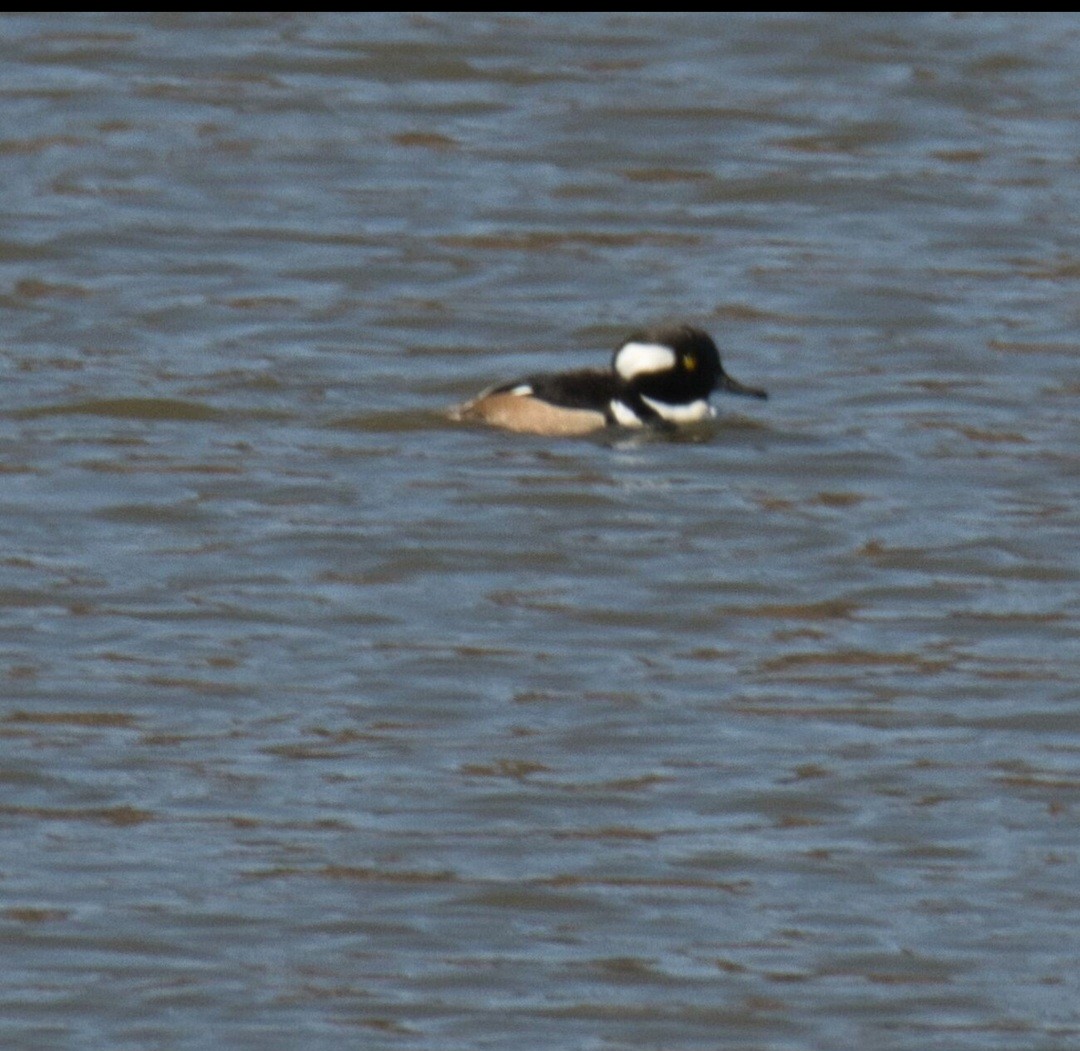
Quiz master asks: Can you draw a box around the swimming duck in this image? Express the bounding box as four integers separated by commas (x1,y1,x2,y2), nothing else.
449,323,767,436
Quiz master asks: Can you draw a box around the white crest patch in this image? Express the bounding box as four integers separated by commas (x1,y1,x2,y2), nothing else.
641,396,714,423
508,384,533,396
609,399,646,427
614,341,677,380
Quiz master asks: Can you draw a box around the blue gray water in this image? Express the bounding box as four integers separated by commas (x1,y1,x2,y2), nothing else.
2,12,1078,1050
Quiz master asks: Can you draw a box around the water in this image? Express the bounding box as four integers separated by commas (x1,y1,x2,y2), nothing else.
2,12,1078,1050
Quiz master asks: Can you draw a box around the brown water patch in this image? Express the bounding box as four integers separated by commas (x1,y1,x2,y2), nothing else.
952,610,1065,624
0,136,86,155
542,873,752,894
358,1018,416,1036
730,702,902,723
79,457,243,475
817,950,960,985
14,277,91,298
754,494,797,512
1012,256,1080,280
583,58,648,73
621,167,713,183
4,710,136,728
760,650,948,673
774,814,821,829
329,409,448,432
221,294,298,309
601,774,672,792
392,131,458,150
309,725,399,744
736,599,857,620
15,397,224,422
811,491,865,508
0,805,153,826
585,957,669,982
682,646,742,660
932,148,987,163
262,743,352,761
139,674,249,695
552,826,659,841
988,338,1080,354
4,908,70,923
539,1003,782,1024
6,664,39,680
959,426,1030,444
710,302,794,323
438,231,699,251
320,866,456,884
778,133,865,154
245,865,455,883
459,759,552,779
996,771,1080,792
715,957,750,975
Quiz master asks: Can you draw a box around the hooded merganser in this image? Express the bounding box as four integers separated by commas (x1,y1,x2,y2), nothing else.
449,323,767,437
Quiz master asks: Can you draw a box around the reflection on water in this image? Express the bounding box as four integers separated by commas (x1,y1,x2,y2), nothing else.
2,12,1079,1050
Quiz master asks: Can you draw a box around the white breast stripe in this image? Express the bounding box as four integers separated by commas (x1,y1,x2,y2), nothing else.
641,396,714,423
614,341,676,379
609,399,645,427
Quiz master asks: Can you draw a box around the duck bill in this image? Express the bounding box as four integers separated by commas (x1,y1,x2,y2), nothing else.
718,370,768,400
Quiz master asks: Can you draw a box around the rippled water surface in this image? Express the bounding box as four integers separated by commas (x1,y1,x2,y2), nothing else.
2,12,1079,1050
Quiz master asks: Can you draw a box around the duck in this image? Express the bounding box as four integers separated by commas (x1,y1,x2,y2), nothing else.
449,323,767,436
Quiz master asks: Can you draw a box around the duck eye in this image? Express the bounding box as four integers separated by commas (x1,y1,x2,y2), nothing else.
684,353,696,371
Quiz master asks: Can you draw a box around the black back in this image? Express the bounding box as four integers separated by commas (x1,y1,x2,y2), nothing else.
494,368,619,412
